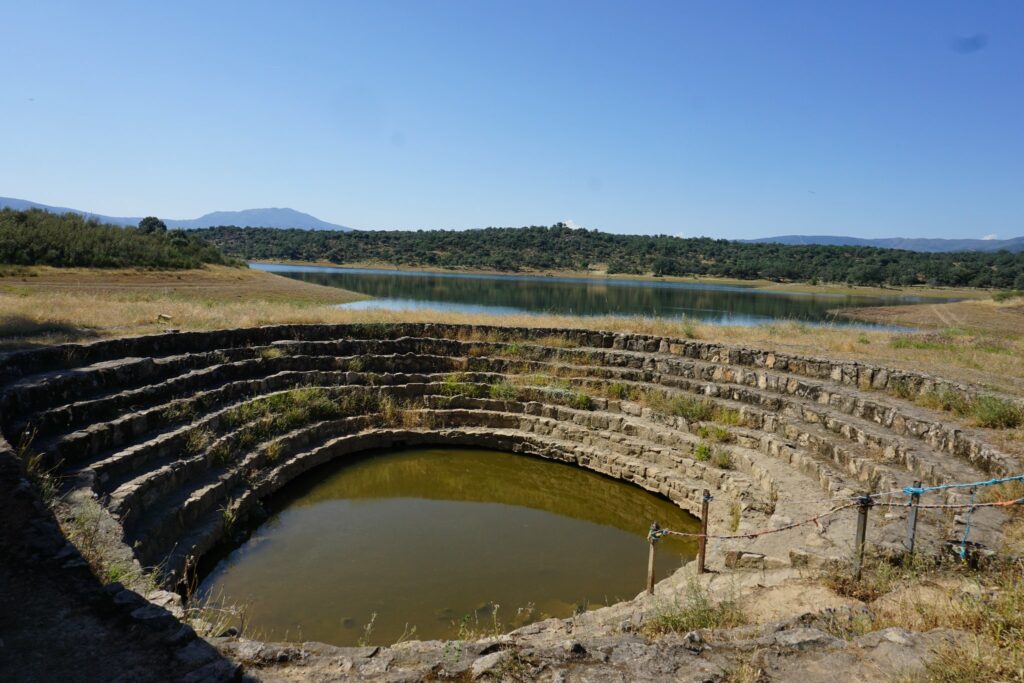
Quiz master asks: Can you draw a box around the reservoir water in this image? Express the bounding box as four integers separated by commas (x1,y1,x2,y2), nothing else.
198,447,699,646
253,263,948,327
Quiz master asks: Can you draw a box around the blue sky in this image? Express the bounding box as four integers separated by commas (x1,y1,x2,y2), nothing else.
1,1,1021,239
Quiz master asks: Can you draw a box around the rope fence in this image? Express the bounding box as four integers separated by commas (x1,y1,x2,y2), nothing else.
644,472,1024,592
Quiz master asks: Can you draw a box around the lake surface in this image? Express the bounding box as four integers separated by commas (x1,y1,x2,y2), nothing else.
198,447,699,645
253,263,946,326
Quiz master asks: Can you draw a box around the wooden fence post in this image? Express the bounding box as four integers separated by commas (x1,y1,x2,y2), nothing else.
697,489,712,575
905,480,922,553
646,521,660,594
854,493,872,580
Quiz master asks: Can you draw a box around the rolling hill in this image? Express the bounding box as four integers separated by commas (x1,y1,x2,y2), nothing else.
0,197,351,231
748,234,1024,253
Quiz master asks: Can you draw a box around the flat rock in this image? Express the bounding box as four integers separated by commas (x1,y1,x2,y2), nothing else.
774,628,844,651
471,649,511,678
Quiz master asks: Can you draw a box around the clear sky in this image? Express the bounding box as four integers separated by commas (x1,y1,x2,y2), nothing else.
1,1,1021,239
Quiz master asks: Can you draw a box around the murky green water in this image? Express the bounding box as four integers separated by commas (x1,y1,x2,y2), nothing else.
198,447,699,645
252,262,952,327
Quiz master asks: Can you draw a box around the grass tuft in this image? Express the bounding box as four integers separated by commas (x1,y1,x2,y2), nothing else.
970,395,1023,429
488,381,519,401
711,449,734,469
693,442,712,462
15,429,60,507
259,346,285,360
642,578,746,636
185,427,212,454
605,381,639,401
568,391,593,410
440,372,487,398
697,424,735,443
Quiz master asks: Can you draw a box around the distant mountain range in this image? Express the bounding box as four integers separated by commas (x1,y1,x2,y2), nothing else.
0,196,351,231
747,234,1024,253
4,196,1021,252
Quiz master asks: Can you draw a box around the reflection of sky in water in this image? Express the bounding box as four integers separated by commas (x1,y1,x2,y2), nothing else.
340,297,526,317
254,263,941,330
339,297,792,327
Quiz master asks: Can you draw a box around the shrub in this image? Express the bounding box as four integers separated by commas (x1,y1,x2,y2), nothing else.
0,208,236,269
915,387,1022,429
697,425,734,443
992,289,1024,302
671,396,716,421
185,427,212,454
918,388,971,416
679,319,698,339
644,391,716,422
263,441,282,463
569,391,593,410
889,378,917,400
711,449,734,470
693,442,712,462
712,407,743,426
377,395,402,427
970,395,1023,429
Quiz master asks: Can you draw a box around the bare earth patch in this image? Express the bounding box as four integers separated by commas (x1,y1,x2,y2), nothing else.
841,298,1024,337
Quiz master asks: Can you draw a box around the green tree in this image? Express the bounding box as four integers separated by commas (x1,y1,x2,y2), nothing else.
138,216,167,234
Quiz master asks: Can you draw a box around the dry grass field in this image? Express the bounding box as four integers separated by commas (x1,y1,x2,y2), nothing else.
1,266,1022,399
0,266,365,347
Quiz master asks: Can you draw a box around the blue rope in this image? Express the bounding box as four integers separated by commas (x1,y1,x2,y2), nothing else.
958,488,978,560
901,472,1024,497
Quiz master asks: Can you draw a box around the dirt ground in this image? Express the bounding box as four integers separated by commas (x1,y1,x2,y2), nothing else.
840,297,1024,336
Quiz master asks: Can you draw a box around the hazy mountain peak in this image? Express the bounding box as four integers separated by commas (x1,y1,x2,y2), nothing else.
178,207,349,230
0,196,351,231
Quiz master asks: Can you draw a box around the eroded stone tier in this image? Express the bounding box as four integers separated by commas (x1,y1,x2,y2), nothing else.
0,323,1016,590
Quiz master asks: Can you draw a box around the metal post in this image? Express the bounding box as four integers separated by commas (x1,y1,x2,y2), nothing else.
697,489,712,574
853,493,872,580
646,521,660,594
905,480,922,553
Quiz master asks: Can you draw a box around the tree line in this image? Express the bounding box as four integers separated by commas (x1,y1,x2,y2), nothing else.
0,209,238,269
195,223,1024,289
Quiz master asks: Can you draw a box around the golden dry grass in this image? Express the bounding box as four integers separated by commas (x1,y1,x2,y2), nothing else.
0,265,367,305
1,266,1023,399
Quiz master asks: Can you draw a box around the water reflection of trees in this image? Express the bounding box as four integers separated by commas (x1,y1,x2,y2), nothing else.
283,270,922,322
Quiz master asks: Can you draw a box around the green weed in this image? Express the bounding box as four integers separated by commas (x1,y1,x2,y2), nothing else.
711,449,734,469
693,442,712,462
642,578,746,636
488,382,519,400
